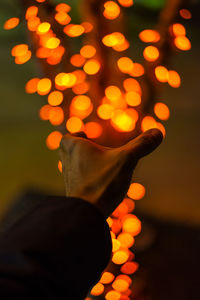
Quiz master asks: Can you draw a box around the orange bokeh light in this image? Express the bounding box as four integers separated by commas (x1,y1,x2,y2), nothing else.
90,283,104,296
100,272,115,284
80,45,96,58
37,78,52,95
46,131,63,150
112,238,121,252
97,104,114,120
179,9,192,19
83,59,100,75
125,91,141,107
103,1,121,20
105,85,122,101
49,107,64,126
64,24,84,37
129,63,144,77
45,37,60,49
117,232,134,248
84,122,102,139
171,23,186,36
25,6,38,20
120,261,139,275
26,78,40,94
112,249,129,265
167,70,181,88
117,57,134,73
102,32,125,47
56,3,71,13
15,51,32,64
37,22,51,35
48,91,64,106
155,66,168,82
70,54,86,67
122,214,141,236
143,46,159,62
66,117,84,133
127,183,146,200
111,109,138,132
27,16,40,32
105,290,121,300
55,12,71,25
4,17,20,30
118,0,134,7
11,44,29,57
39,104,51,120
123,78,142,95
174,36,191,51
141,116,157,132
72,82,89,95
58,160,63,173
154,102,170,120
139,29,160,43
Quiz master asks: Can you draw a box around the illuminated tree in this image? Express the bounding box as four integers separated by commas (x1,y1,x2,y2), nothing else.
4,0,192,299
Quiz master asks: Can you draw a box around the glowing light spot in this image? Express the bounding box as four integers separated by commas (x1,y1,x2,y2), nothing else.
179,9,192,19
103,1,121,20
120,262,139,275
55,73,77,89
102,32,125,47
37,78,52,95
83,59,100,75
49,107,64,126
111,109,137,132
167,70,181,88
174,36,191,51
39,104,51,120
72,95,91,111
36,0,46,2
112,202,129,218
56,3,71,13
141,116,157,132
80,45,96,58
105,86,122,101
117,57,134,73
48,91,63,106
122,214,141,236
112,239,121,252
91,283,104,296
64,24,85,37
112,219,122,234
171,23,186,36
81,22,93,33
37,22,51,34
58,160,62,173
130,63,144,77
123,78,142,94
139,29,160,43
112,250,129,265
113,39,130,52
118,0,133,7
25,6,38,20
15,51,32,64
66,117,83,133
25,78,40,94
127,183,145,200
117,233,134,248
72,82,89,95
11,44,29,57
97,104,114,120
156,122,166,138
100,272,115,284
154,102,170,120
27,16,40,32
45,37,60,49
4,17,20,30
70,54,86,67
105,290,121,300
85,122,102,139
155,66,168,82
112,275,131,293
123,198,135,212
125,91,141,107
55,12,71,25
46,131,62,150
143,46,159,62
36,47,51,58
72,70,86,84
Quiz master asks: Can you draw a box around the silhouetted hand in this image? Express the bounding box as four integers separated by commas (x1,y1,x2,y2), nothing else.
59,129,163,218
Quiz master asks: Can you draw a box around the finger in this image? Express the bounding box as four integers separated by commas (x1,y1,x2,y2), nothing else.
128,128,163,159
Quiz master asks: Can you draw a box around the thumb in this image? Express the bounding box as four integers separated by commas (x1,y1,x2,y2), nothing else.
126,128,163,160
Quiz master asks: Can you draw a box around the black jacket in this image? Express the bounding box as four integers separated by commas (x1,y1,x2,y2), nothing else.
0,196,112,299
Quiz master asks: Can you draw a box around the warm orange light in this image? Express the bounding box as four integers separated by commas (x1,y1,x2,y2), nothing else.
83,59,100,75
167,70,181,88
171,23,186,36
117,57,134,73
55,73,77,89
154,102,170,120
105,86,122,101
123,78,142,95
11,44,29,57
123,198,135,213
105,290,121,300
127,183,145,200
156,122,166,138
15,51,32,64
48,91,64,106
112,249,129,265
72,95,92,111
56,3,71,13
45,37,60,49
81,22,93,33
122,214,141,236
80,45,96,58
103,1,121,20
55,12,71,25
97,104,114,120
111,219,122,234
37,78,52,95
120,262,139,275
27,16,40,32
117,233,134,248
66,117,83,133
73,70,86,84
58,160,63,173
113,39,130,52
174,36,191,51
37,22,51,35
25,78,40,94
125,91,141,107
129,63,144,77
112,238,121,252
46,131,63,150
155,66,168,82
36,47,51,58
102,32,125,47
39,104,51,120
139,29,160,43
47,46,65,65
70,54,86,67
143,46,159,62
85,122,102,139
90,283,104,296
112,275,131,293
111,109,137,132
72,82,89,95
25,6,38,20
36,0,46,2
49,107,64,126
179,9,192,19
118,0,134,7
4,17,20,30
100,272,115,284
64,24,85,37
141,116,157,132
